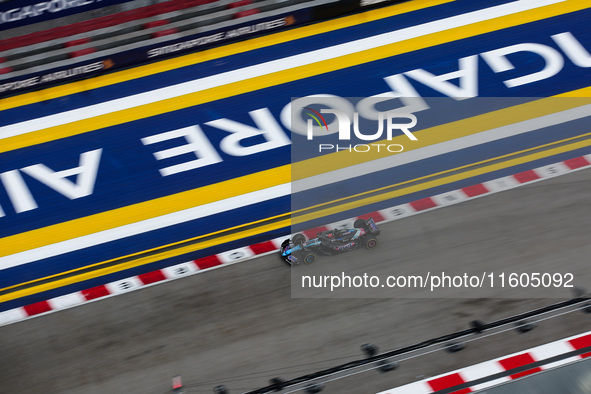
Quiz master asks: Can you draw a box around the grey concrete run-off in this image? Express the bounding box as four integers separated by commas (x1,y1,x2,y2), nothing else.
0,169,590,393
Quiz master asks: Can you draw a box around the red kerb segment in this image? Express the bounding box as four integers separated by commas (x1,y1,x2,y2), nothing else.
250,241,278,254
427,373,472,393
498,353,542,379
81,285,111,301
513,170,540,183
23,301,52,316
564,156,590,170
139,270,167,285
410,197,437,211
194,255,223,269
462,183,489,197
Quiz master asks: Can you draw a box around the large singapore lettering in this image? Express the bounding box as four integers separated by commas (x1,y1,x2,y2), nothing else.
2,31,590,219
287,31,591,136
364,31,591,111
0,149,102,216
142,108,290,176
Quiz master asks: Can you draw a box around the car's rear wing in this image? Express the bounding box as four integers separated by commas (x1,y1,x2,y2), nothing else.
366,217,381,235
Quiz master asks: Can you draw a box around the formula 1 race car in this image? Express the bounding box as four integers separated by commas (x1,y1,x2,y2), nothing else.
280,218,381,265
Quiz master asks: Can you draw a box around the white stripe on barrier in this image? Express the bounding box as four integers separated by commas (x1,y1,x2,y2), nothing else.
461,360,510,392
376,381,430,394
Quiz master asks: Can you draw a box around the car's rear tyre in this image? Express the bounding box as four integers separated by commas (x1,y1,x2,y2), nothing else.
303,252,316,264
364,237,378,249
354,218,367,229
292,233,306,246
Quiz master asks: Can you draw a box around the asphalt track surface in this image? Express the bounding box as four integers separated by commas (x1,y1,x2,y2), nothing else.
1,169,590,394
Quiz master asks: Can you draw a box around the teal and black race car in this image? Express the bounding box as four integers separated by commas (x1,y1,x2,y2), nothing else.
280,218,381,265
